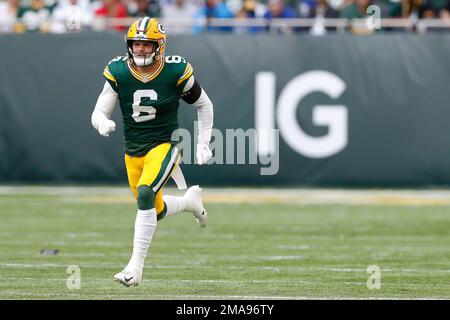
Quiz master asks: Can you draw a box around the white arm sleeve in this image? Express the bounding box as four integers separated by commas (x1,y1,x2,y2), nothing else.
183,76,214,144
91,81,118,130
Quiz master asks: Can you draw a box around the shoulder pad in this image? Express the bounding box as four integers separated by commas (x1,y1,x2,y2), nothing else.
165,55,193,87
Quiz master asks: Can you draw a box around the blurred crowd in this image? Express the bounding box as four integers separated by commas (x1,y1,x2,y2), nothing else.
1,0,450,34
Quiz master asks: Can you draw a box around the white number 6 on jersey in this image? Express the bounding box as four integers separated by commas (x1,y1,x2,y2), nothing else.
132,90,157,122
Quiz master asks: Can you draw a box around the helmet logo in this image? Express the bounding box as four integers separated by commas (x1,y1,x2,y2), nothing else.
157,23,165,34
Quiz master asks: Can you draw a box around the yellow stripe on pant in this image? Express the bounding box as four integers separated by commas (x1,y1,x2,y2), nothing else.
125,143,181,216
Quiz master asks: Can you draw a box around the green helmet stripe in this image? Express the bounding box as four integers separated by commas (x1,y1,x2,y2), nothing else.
137,17,149,32
143,17,151,32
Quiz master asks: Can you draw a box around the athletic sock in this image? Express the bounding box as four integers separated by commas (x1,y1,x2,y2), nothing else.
125,208,157,272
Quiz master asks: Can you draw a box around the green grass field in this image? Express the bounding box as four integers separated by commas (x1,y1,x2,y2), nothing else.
1,187,450,299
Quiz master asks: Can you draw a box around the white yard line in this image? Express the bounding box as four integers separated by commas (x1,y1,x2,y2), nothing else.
2,186,450,206
1,263,449,275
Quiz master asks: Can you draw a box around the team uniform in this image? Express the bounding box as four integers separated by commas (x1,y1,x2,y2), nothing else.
91,17,213,287
103,55,194,217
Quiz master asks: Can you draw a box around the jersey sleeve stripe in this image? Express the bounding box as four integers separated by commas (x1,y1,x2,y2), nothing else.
177,63,193,86
103,67,117,85
181,63,193,79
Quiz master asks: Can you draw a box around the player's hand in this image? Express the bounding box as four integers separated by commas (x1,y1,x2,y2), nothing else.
196,142,212,165
98,119,116,137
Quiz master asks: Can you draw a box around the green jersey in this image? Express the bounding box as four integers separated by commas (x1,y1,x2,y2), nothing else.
103,55,194,156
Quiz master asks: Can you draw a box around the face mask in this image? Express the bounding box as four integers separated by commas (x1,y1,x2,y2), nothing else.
132,52,156,66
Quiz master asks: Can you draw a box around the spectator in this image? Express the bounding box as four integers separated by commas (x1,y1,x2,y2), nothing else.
307,0,340,18
263,0,299,33
127,0,161,18
194,0,234,33
443,0,450,18
340,0,372,18
94,0,128,31
51,0,94,33
327,0,346,10
297,0,316,18
161,0,198,34
402,0,422,18
0,0,20,32
340,0,377,34
419,0,449,18
234,0,266,33
372,0,401,18
17,0,54,32
307,0,340,35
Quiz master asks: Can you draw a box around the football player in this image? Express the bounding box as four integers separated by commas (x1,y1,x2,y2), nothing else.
91,17,213,287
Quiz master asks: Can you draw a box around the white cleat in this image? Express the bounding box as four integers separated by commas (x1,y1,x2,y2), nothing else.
113,269,142,287
184,185,208,228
